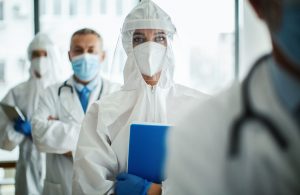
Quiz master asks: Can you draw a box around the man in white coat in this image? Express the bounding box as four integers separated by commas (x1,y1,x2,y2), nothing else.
72,1,209,195
32,28,120,195
164,0,300,194
0,33,62,195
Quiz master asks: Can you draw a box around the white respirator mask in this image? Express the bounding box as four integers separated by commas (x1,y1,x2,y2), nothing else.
133,42,166,77
31,57,50,77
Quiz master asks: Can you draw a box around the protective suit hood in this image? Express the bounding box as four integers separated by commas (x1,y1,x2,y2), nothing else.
27,33,63,87
121,0,176,34
121,0,176,90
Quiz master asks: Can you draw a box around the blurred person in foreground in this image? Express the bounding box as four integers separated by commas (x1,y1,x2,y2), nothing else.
164,0,300,194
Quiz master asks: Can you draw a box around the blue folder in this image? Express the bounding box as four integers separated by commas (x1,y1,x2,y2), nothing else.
128,123,170,183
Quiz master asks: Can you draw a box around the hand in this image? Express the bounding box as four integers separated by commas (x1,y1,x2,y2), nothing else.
14,117,32,137
63,151,73,158
115,173,152,195
48,115,58,120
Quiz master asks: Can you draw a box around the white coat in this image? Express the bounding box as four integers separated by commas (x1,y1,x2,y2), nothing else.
164,57,300,195
0,33,63,195
32,76,120,195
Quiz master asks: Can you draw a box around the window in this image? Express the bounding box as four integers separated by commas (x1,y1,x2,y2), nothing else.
70,0,78,16
99,0,107,14
239,0,271,79
0,60,5,82
40,0,46,15
0,0,33,99
0,0,34,169
0,0,33,181
40,0,139,81
53,0,61,15
116,0,123,16
152,0,235,94
86,0,92,15
0,1,4,21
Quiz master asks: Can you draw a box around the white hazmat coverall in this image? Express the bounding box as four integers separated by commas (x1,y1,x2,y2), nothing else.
72,0,209,194
0,33,63,195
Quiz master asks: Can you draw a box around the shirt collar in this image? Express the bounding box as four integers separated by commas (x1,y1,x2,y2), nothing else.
72,75,102,92
270,57,300,113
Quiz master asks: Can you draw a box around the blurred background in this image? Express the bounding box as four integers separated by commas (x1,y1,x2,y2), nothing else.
0,0,271,194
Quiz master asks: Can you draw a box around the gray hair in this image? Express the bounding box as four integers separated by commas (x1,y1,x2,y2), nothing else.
70,28,103,49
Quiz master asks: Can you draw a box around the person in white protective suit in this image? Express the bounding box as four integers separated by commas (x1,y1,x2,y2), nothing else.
31,28,120,195
72,1,209,195
0,33,63,195
164,0,300,194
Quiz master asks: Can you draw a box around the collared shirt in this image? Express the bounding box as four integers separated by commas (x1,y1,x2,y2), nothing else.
73,76,102,93
270,57,300,115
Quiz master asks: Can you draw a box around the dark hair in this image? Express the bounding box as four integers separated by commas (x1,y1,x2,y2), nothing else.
70,28,103,48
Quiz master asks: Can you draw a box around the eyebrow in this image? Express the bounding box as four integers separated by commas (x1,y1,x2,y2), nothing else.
133,31,166,36
72,44,96,49
133,32,145,36
154,31,166,36
72,46,83,49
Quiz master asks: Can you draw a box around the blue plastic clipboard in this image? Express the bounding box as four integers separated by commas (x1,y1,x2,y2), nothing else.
128,123,170,183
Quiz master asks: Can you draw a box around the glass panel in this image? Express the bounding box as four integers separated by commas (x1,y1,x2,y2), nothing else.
153,0,235,94
0,0,34,98
116,0,123,16
86,0,92,15
53,0,61,15
0,0,33,184
239,0,271,79
100,0,107,14
40,0,47,16
40,0,139,81
0,60,5,81
0,1,4,20
70,0,78,16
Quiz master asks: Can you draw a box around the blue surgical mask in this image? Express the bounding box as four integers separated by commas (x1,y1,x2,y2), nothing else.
273,5,300,66
71,54,101,81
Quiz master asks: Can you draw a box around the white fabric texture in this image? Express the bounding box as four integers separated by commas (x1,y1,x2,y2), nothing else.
32,76,120,195
0,33,62,195
164,58,300,195
72,0,209,194
121,0,176,33
134,42,167,76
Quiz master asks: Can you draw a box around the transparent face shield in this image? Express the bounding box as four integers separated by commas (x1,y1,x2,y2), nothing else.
107,28,188,87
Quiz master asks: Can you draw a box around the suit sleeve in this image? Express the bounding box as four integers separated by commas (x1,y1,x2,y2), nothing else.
32,88,81,154
0,89,25,150
72,102,118,195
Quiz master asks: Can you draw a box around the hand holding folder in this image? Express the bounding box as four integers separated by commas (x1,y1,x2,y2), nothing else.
0,103,26,121
128,123,170,183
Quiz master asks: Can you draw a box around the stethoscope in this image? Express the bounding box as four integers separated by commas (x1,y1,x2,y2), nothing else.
57,79,104,100
58,80,73,96
228,54,289,158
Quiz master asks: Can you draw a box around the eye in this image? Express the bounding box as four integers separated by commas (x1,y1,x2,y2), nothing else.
73,48,83,54
155,35,166,42
133,36,146,45
31,53,38,58
88,48,95,54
